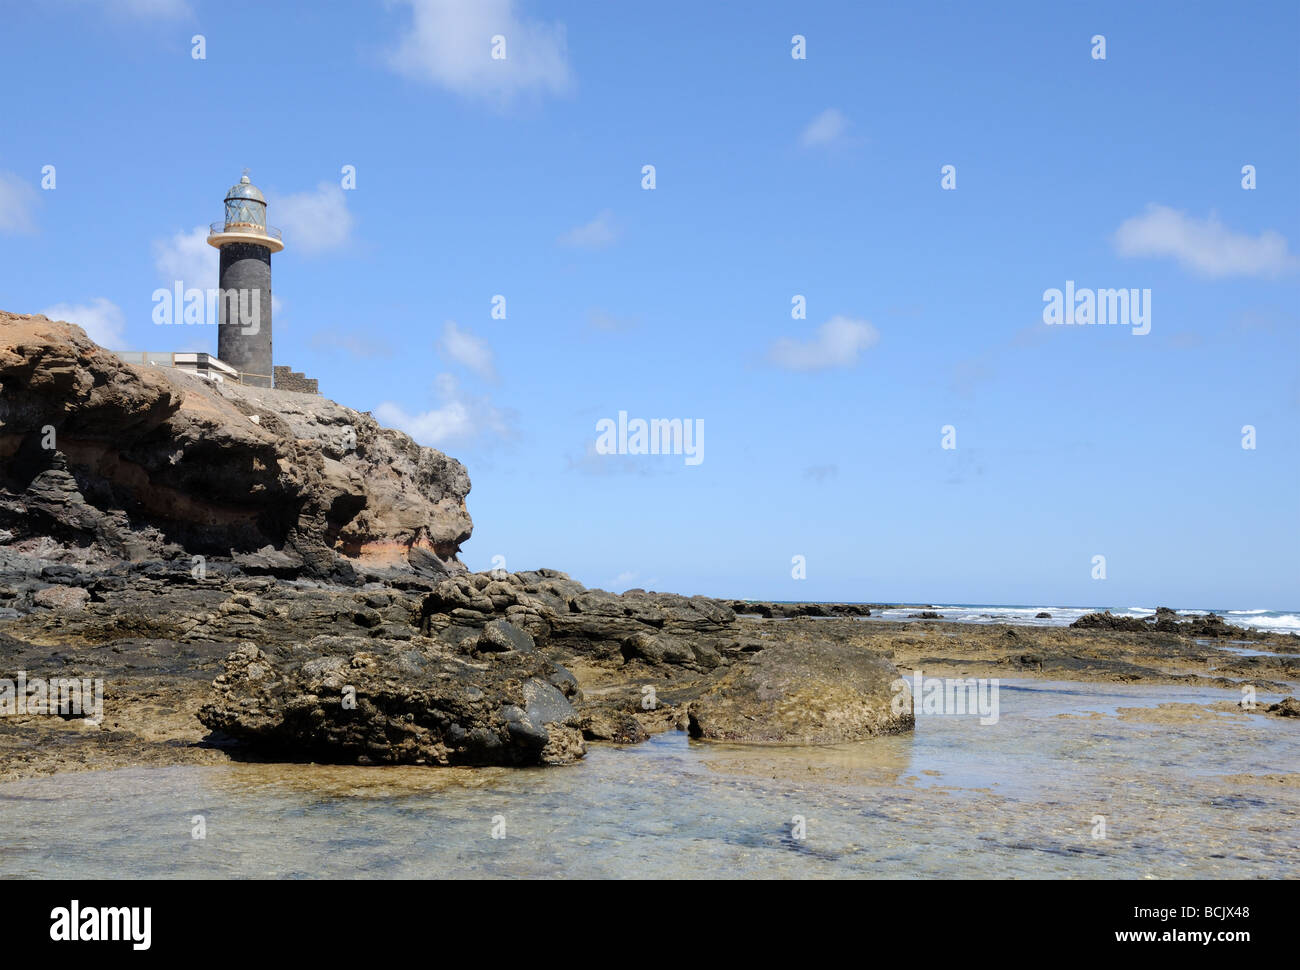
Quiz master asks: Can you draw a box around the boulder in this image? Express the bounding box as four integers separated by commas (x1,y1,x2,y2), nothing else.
1262,696,1300,718
197,635,586,766
32,585,90,610
687,639,913,744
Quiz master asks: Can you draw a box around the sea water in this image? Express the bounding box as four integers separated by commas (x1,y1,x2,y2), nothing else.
1,680,1295,879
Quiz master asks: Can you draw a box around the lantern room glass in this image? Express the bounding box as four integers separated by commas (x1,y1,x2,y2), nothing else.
225,198,266,228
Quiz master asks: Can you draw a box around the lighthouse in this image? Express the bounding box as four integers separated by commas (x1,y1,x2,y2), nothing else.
206,171,283,387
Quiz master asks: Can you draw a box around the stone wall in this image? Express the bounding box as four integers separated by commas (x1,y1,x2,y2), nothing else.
273,365,319,394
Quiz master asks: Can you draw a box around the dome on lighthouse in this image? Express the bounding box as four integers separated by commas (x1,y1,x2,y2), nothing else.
224,173,266,205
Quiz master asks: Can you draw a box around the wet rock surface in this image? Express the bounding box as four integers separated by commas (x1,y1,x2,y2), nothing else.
0,559,1296,780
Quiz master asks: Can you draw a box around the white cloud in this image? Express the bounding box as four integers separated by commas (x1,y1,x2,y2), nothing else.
387,0,573,104
1113,204,1297,279
558,209,617,249
437,320,496,380
374,373,511,447
271,182,354,254
768,315,879,372
40,298,126,348
152,224,216,288
800,108,850,148
0,171,39,234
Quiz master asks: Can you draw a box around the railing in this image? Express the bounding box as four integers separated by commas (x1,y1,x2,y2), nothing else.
208,221,282,241
113,351,271,387
114,351,185,367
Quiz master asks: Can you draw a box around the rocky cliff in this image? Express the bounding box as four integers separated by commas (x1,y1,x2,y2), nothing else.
0,310,917,771
0,312,471,582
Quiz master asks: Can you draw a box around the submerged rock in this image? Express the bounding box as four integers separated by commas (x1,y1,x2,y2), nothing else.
687,639,913,744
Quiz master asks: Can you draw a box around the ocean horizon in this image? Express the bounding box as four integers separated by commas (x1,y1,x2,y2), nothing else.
744,602,1300,636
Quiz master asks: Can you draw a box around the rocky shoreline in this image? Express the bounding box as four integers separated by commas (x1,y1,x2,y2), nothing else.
1,313,1296,783
1,552,1295,782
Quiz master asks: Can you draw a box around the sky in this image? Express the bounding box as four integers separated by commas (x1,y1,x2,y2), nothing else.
2,0,1298,609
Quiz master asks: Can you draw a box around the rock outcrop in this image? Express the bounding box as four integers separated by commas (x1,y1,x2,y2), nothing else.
0,313,471,581
687,639,912,744
728,600,877,619
420,568,739,668
198,632,586,766
1072,609,1240,637
0,310,925,771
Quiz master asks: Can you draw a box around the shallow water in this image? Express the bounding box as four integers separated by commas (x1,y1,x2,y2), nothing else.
1,680,1296,879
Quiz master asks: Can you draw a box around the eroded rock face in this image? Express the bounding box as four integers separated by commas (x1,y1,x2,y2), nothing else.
0,313,471,581
420,568,738,668
687,639,913,744
417,569,917,747
197,631,586,766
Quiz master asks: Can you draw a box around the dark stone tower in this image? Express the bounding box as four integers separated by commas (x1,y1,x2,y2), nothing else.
206,172,283,387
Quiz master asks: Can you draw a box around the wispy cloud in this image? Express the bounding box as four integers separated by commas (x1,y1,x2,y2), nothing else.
0,171,39,235
803,464,839,483
374,373,512,447
767,315,879,372
76,0,193,19
387,0,573,105
1113,204,1297,278
117,0,192,16
152,225,216,288
587,307,639,332
40,298,125,348
558,209,617,249
310,328,395,359
271,182,354,254
565,440,658,477
437,320,496,380
800,108,852,149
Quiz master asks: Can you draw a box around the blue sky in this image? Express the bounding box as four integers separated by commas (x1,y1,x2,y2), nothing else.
2,0,1298,608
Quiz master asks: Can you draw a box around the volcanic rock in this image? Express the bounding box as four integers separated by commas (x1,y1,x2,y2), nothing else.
686,639,912,744
197,635,586,766
0,312,471,582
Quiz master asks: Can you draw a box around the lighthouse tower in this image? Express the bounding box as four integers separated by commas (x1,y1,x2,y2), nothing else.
206,171,283,387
